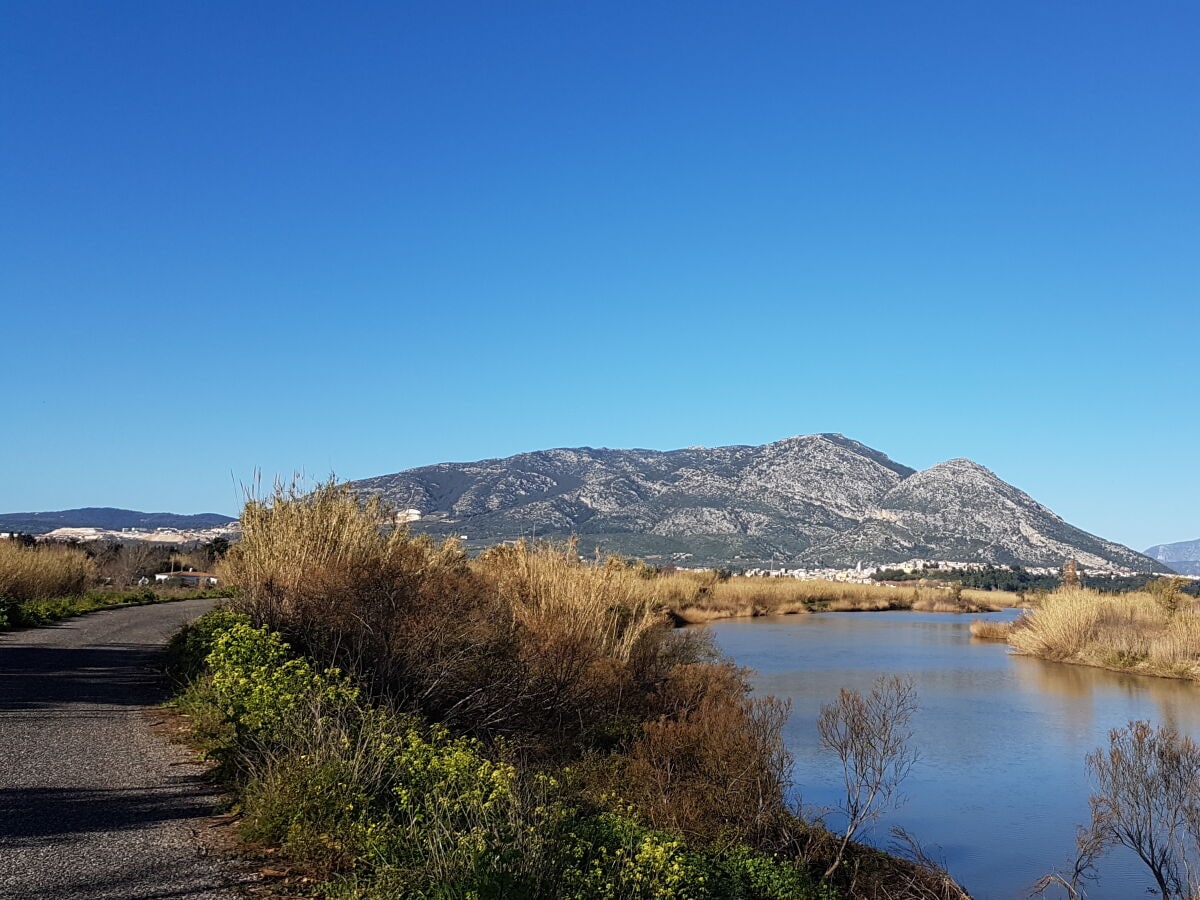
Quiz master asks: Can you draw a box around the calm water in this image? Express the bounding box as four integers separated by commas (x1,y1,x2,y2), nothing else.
708,611,1200,900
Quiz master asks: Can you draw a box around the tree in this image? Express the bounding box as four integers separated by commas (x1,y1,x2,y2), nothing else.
1147,576,1189,616
1079,720,1200,900
206,535,231,562
818,674,918,878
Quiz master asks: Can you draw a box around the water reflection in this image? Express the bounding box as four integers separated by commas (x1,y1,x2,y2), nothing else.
1012,654,1200,738
707,612,1200,900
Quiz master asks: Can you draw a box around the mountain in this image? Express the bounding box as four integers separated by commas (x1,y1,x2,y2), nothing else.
0,508,236,535
349,434,1158,572
1144,539,1200,576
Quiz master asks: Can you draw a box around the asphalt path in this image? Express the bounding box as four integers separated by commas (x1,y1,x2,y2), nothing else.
0,599,247,900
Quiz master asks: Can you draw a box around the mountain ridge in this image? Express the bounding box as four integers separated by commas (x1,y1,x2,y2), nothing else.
349,434,1158,572
1144,538,1200,576
0,508,236,535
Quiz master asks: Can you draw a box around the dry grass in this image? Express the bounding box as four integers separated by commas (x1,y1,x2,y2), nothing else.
218,483,688,751
664,575,1022,622
475,541,665,662
969,619,1014,641
0,541,96,601
1008,587,1200,679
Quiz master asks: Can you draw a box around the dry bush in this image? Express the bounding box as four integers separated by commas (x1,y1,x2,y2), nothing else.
612,661,793,847
474,540,666,662
968,619,1012,641
219,485,699,755
0,541,96,600
1077,720,1200,900
1009,589,1112,660
1150,611,1200,675
221,478,468,635
963,588,1023,609
713,577,918,612
818,675,918,878
669,576,944,622
220,480,520,725
474,542,728,754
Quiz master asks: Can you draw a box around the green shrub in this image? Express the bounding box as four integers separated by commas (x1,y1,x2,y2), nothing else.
173,611,840,900
0,586,182,632
555,814,830,900
164,606,248,686
178,613,357,769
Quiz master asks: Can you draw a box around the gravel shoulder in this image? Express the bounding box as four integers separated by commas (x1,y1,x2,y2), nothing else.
0,599,251,900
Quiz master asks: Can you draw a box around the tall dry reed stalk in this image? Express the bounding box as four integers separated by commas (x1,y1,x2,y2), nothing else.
220,478,465,629
0,541,96,600
474,540,665,662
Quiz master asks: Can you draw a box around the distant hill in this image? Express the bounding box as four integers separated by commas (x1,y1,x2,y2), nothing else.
0,508,236,535
1144,539,1200,576
348,433,1158,572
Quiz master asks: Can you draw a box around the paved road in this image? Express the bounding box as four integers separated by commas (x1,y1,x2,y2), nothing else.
0,600,247,900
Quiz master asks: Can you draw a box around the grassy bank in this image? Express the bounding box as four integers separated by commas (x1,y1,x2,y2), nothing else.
0,585,233,631
0,540,94,603
661,573,1021,624
172,481,968,900
173,611,845,899
1008,584,1200,679
0,538,231,631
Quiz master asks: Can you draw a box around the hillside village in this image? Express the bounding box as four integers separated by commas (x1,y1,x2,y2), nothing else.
740,558,1187,583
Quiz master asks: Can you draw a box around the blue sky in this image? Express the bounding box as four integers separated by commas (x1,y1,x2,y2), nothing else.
2,2,1196,551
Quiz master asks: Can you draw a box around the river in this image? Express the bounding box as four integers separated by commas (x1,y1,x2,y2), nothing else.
708,610,1200,899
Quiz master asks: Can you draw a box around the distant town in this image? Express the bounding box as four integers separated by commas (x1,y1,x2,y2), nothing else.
738,559,1189,582
0,524,241,547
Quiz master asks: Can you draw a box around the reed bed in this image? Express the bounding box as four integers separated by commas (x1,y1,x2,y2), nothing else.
475,541,665,661
194,483,974,899
0,541,96,601
1008,587,1200,679
969,619,1014,641
665,575,1021,623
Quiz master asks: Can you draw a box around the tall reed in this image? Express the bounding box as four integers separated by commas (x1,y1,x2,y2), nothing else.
476,540,666,662
1009,588,1200,678
0,541,96,600
667,575,1022,623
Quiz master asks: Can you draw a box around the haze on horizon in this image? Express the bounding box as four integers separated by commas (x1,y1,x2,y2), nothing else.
2,2,1196,552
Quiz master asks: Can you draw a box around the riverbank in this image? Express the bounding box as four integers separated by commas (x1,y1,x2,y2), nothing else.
706,608,1200,899
168,481,970,899
1007,585,1200,680
170,608,971,900
666,576,1022,624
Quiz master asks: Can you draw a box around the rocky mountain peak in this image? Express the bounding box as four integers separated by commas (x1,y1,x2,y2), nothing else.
348,435,1156,572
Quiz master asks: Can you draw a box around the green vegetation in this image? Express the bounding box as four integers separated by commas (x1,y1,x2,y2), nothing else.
872,564,1058,593
873,564,1200,597
0,586,219,631
169,481,967,899
173,611,835,899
